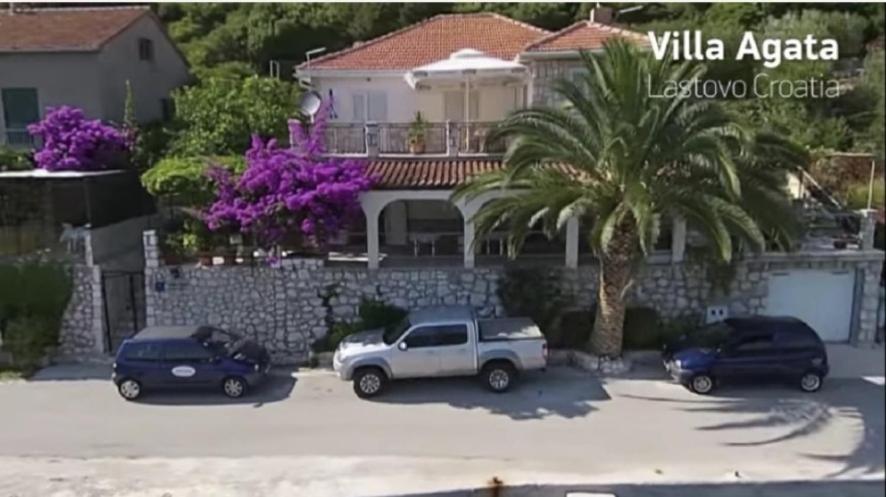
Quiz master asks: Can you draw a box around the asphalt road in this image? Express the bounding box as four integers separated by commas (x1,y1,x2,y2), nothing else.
0,365,883,496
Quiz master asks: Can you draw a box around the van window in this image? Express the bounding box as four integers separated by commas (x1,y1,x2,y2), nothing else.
163,341,213,361
122,342,162,361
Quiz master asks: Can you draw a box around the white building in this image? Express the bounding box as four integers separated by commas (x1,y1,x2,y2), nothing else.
0,6,190,147
293,10,649,270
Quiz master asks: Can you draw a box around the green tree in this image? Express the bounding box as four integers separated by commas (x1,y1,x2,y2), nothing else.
169,76,299,156
454,41,803,356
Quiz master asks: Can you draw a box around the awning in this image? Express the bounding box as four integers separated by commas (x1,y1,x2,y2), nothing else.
404,48,528,89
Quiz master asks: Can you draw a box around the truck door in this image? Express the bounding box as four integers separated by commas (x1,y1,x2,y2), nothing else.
392,324,473,378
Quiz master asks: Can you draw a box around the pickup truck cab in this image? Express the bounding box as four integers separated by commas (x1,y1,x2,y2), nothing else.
333,305,547,398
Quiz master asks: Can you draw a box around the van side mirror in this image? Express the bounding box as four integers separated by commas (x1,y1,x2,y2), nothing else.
398,341,408,351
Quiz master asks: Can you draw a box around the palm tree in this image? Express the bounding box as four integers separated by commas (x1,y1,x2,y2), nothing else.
453,41,804,357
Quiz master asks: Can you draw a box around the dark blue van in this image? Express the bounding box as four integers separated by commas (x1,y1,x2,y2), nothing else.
664,316,829,394
113,325,270,400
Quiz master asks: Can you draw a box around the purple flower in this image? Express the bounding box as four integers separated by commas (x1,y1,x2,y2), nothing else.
27,106,131,171
204,99,374,248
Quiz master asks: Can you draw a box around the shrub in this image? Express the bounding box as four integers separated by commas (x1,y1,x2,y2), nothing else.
622,306,661,350
2,315,58,367
552,309,595,349
0,262,71,367
358,298,407,330
845,181,885,210
659,314,704,344
141,155,245,207
0,145,32,171
311,298,406,353
497,266,572,338
27,106,130,171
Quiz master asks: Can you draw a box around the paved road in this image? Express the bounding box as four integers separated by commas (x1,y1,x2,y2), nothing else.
0,365,883,496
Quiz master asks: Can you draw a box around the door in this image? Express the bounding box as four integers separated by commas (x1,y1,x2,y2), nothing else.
392,324,474,378
119,341,166,386
161,341,219,386
434,324,474,375
765,270,855,342
713,333,778,380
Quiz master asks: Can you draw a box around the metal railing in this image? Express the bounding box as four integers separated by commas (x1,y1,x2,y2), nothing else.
324,123,366,155
323,121,507,158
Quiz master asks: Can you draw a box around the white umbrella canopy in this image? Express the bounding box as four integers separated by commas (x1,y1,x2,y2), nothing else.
405,48,529,89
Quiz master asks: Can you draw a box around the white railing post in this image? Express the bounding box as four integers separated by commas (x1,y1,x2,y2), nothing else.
365,122,379,158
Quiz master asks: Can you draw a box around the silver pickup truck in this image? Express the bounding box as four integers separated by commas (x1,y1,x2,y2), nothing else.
333,305,548,398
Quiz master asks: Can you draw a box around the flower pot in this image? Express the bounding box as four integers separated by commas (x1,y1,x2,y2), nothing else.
222,253,237,265
409,140,426,154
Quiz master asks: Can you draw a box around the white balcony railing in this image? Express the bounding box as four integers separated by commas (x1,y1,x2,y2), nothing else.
322,121,509,158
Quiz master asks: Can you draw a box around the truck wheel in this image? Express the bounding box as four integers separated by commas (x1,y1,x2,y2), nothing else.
353,367,386,398
482,362,516,393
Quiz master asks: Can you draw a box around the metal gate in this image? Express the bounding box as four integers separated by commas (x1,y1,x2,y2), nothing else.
101,270,145,354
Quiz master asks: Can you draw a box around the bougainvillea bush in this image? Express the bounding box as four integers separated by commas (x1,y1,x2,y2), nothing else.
27,106,130,171
204,100,373,248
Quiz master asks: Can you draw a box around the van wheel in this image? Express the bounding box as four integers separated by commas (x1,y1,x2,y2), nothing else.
482,362,516,393
353,367,386,398
688,373,715,395
117,378,142,400
222,376,247,398
799,371,823,392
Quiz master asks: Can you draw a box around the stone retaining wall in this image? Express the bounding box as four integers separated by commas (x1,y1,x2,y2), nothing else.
57,264,105,358
140,231,883,362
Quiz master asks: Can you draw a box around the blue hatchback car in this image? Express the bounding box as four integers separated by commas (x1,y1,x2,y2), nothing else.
664,316,829,395
113,325,270,400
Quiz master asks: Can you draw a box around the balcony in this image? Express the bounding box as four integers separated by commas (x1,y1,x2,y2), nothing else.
323,121,508,158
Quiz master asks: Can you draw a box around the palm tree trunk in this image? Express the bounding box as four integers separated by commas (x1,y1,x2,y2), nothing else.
588,221,637,357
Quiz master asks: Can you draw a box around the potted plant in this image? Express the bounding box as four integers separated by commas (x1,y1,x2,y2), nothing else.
408,112,428,154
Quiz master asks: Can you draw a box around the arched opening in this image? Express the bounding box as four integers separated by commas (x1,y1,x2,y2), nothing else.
472,199,569,267
379,199,465,267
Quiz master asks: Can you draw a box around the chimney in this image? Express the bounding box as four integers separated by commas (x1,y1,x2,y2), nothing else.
589,6,614,25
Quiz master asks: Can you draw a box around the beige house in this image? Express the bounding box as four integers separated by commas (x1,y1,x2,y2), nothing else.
0,6,190,146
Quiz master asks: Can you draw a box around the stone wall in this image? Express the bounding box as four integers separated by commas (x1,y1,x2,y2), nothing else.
142,231,884,362
57,264,105,358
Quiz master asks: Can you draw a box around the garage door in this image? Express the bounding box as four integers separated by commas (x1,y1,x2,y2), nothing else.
765,269,856,342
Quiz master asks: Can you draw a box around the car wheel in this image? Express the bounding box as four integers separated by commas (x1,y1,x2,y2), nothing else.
353,367,386,398
689,373,715,395
222,376,247,398
483,362,516,393
799,371,823,392
117,378,142,401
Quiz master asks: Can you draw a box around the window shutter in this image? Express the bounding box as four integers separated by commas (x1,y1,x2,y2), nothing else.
352,93,365,122
367,91,387,121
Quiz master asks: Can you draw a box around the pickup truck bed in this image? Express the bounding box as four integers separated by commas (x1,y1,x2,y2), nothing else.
479,318,543,341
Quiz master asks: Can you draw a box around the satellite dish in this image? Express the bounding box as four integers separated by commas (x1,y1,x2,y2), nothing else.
299,91,323,117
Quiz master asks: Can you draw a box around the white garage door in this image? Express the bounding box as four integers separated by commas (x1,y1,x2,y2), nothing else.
765,270,856,342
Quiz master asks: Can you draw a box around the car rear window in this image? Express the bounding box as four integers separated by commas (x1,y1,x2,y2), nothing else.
121,342,162,361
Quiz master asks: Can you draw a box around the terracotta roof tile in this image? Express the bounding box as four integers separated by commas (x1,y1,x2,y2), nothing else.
523,21,647,53
302,13,549,71
0,7,150,52
366,159,504,189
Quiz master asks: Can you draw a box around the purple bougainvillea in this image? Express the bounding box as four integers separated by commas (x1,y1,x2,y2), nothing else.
27,106,130,171
204,99,373,248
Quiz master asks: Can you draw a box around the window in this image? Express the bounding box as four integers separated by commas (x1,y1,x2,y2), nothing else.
138,38,154,61
732,335,774,353
404,325,468,348
160,98,174,121
163,341,213,361
351,91,387,122
122,342,162,361
775,329,820,348
2,88,38,146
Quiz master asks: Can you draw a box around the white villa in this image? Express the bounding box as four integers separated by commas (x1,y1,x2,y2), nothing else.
294,9,653,270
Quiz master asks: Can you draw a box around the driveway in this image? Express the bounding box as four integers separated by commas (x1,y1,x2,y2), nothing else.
0,365,882,496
